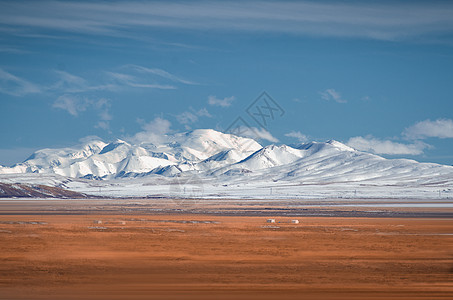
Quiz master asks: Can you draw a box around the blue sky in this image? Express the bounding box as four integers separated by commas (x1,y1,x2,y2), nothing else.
1,0,453,166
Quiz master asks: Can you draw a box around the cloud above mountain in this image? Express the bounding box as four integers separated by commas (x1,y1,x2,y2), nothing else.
236,126,278,143
347,135,429,155
208,95,235,107
285,131,308,143
52,95,112,131
347,118,453,156
403,119,453,140
131,117,172,144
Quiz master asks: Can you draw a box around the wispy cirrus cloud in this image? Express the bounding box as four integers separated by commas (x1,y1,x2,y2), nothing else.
2,1,453,42
0,46,31,54
124,64,197,85
0,68,41,96
51,70,120,93
107,71,176,90
0,66,192,97
54,70,87,89
107,64,196,90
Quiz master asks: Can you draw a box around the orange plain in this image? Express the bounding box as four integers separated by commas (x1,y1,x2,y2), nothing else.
0,214,452,299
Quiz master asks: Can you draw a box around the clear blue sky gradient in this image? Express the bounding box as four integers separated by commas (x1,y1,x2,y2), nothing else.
1,1,453,166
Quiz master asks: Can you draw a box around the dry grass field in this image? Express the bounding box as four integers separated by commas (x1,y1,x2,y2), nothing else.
1,213,452,299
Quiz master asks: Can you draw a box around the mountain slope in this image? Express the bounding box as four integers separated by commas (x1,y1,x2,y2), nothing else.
209,139,453,187
0,182,87,198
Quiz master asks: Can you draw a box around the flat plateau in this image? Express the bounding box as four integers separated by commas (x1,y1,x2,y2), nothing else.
0,199,452,299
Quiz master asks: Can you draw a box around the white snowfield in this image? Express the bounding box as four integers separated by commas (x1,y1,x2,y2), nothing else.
0,129,452,199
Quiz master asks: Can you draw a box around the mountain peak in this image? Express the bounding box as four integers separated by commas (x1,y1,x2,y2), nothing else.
99,139,129,155
296,140,354,153
326,140,355,152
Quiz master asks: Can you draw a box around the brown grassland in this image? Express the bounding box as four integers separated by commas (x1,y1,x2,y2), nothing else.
0,212,452,299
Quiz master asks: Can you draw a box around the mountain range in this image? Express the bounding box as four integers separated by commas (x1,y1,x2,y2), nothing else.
1,129,452,199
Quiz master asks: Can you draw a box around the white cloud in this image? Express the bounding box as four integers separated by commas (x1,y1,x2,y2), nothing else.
107,71,176,89
176,108,212,125
53,95,112,130
106,72,135,83
98,110,112,121
131,117,172,144
236,126,278,143
105,65,195,90
52,70,116,93
176,111,198,125
403,119,453,140
2,2,453,42
94,98,112,130
52,94,88,116
285,131,308,143
208,95,235,107
347,135,429,155
54,70,87,88
320,89,347,103
140,117,172,138
125,65,196,85
348,118,453,156
196,108,211,117
95,121,110,130
0,46,30,54
0,68,41,96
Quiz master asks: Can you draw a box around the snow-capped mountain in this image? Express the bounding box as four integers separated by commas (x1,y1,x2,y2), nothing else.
205,138,453,186
226,140,452,184
1,128,453,199
0,129,261,179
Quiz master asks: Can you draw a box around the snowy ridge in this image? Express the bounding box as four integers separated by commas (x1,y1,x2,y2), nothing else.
0,129,260,179
0,128,453,199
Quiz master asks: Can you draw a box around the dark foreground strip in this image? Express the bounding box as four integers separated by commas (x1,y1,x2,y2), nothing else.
0,209,452,218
